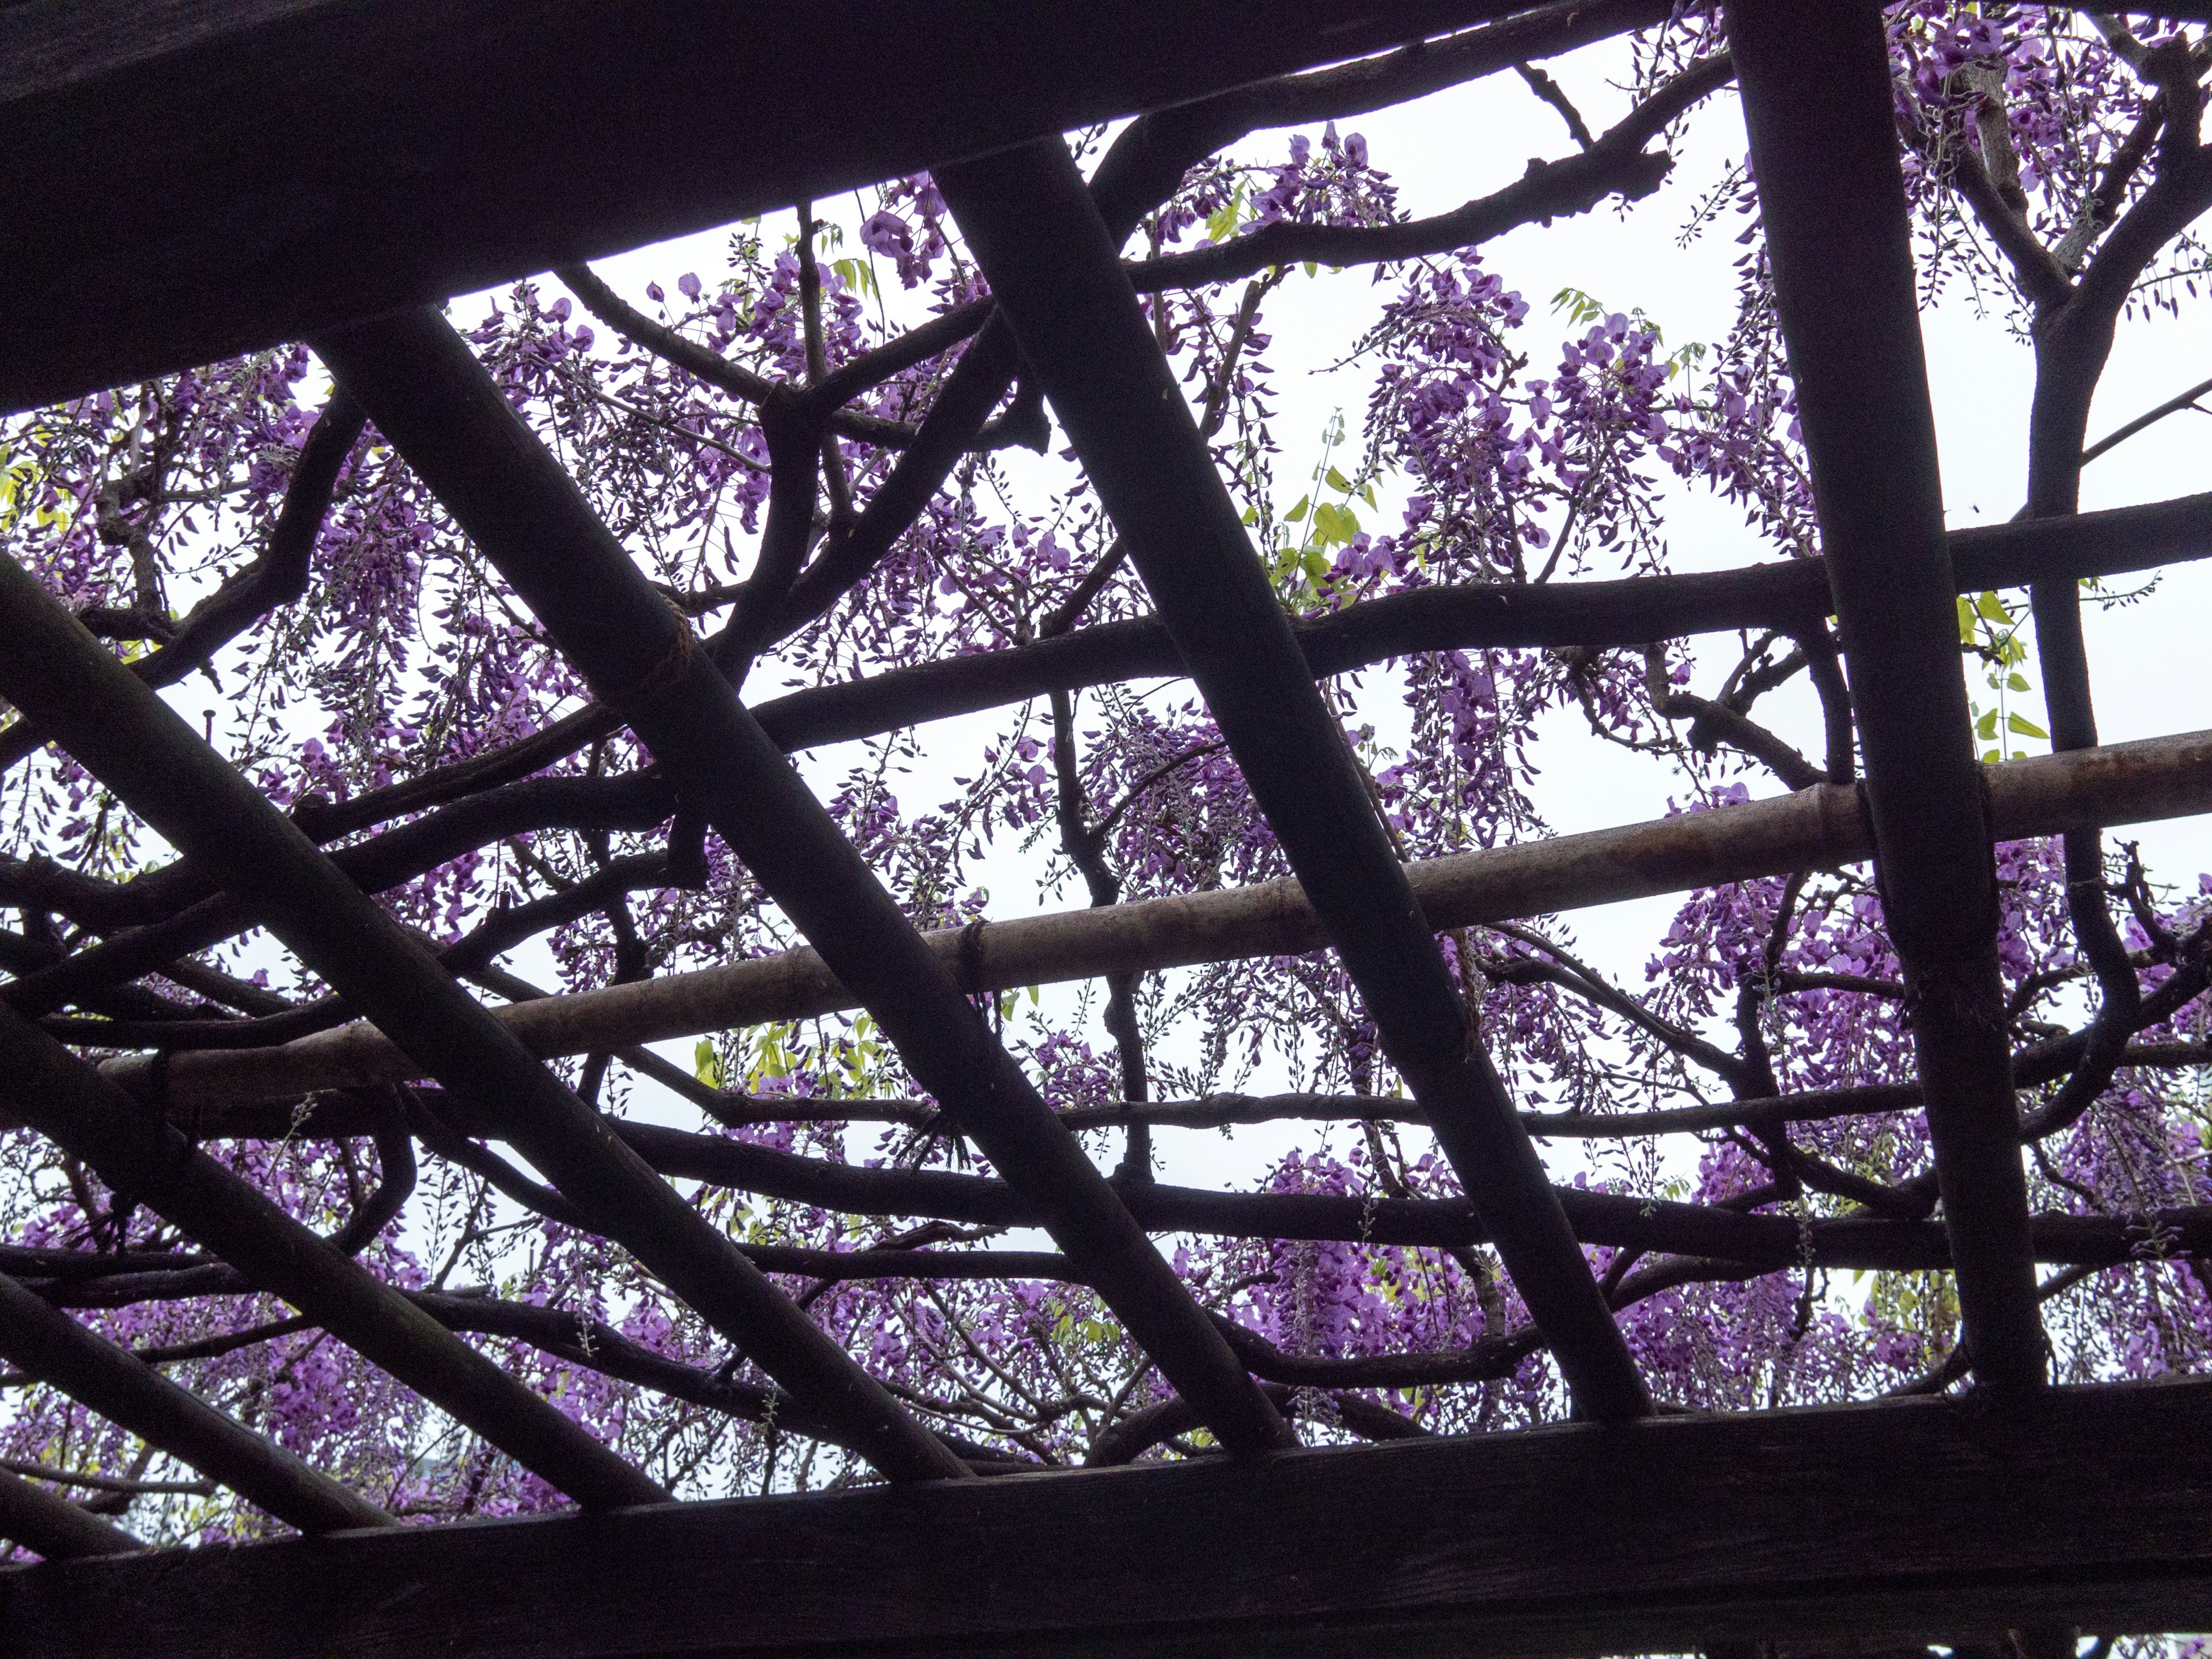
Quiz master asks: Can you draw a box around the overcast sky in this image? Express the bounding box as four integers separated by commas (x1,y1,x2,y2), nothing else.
535,36,2212,1197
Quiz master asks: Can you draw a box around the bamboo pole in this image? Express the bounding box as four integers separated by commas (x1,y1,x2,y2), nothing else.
101,726,2212,1107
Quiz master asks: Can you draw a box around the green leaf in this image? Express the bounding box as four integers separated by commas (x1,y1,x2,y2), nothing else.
1325,465,1353,493
1313,501,1359,546
2006,672,2031,692
1975,709,1999,740
1976,590,2010,625
1240,505,1259,526
1205,190,1243,245
1956,596,1978,643
693,1039,722,1090
1302,547,1332,584
2008,711,2048,738
831,257,877,299
1284,494,1310,524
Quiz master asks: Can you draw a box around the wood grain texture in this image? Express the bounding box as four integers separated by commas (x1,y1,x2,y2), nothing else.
0,0,1535,413
109,725,2212,1105
4,1378,2210,1655
1730,0,2045,1394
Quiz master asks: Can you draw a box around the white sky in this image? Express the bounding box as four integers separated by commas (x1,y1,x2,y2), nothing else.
446,34,2212,1204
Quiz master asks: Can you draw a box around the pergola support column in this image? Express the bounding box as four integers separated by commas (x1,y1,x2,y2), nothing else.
935,137,1650,1422
1726,0,2046,1395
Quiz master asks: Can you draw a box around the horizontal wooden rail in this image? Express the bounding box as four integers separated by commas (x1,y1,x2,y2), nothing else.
109,726,2212,1106
9,484,2205,957
4,1378,2209,1656
747,486,2212,755
0,0,1550,412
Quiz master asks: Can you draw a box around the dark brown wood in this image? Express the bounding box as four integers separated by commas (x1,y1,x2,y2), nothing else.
313,307,1291,1457
0,999,665,1510
937,137,1651,1424
0,0,1555,414
24,1104,2212,1271
753,479,2212,758
0,551,967,1486
0,1272,393,1535
0,1469,142,1562
5,1380,2210,1655
1728,0,2047,1397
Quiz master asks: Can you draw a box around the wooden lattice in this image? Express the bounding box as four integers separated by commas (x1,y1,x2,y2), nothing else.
2,2,2210,1653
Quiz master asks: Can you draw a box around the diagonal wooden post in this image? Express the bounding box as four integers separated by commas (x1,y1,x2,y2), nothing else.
1726,0,2046,1395
315,309,1294,1457
935,137,1650,1422
0,998,665,1509
0,1272,395,1535
0,551,968,1483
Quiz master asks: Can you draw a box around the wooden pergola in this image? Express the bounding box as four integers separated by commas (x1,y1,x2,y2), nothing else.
2,1,2211,1653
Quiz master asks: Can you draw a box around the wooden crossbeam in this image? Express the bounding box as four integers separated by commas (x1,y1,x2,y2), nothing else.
1729,0,2048,1396
0,1272,392,1536
313,307,1293,1457
0,0,1573,414
103,725,2212,1105
0,1469,139,1563
935,139,1651,1422
748,487,2212,757
0,552,963,1486
28,1092,2212,1271
0,999,664,1510
5,1380,2209,1655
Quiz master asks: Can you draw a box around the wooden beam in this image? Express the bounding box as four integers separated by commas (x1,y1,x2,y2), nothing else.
0,1272,393,1535
5,1380,2211,1655
105,724,2212,1105
1729,0,2047,1396
0,552,965,1486
0,0,1548,414
0,1469,141,1562
314,308,1291,1456
0,1000,665,1511
937,138,1649,1421
749,485,2212,757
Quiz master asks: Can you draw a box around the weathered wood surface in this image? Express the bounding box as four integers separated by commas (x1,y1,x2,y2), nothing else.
1730,0,2046,1392
4,1379,2210,1656
108,725,2212,1104
0,0,1536,413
